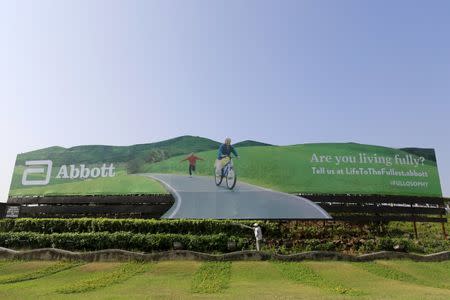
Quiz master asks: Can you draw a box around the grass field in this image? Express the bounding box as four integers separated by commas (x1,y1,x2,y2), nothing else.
142,143,442,196
9,173,168,196
0,260,449,299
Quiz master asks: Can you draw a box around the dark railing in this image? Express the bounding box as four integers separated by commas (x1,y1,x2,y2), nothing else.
4,194,174,219
302,194,448,239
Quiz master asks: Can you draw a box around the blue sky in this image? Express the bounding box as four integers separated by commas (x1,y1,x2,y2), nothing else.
0,0,449,199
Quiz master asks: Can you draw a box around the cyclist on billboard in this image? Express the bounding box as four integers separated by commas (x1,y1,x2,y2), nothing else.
180,153,203,177
215,137,239,176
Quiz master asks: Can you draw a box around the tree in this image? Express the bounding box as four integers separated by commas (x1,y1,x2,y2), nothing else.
145,149,168,164
126,158,145,174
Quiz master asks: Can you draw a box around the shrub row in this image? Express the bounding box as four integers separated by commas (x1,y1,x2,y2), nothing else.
2,231,447,254
1,218,447,254
0,218,376,239
0,218,282,237
0,232,248,252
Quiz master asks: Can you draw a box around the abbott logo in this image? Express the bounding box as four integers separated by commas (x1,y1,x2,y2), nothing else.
22,160,53,186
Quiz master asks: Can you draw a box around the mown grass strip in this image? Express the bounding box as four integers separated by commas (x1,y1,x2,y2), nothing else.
274,262,363,296
355,261,450,290
355,262,420,283
0,261,82,284
191,262,231,294
56,262,148,294
0,260,18,269
405,261,450,289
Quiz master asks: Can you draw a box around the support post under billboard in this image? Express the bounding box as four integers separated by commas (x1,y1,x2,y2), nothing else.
413,221,418,239
440,215,448,240
410,203,418,239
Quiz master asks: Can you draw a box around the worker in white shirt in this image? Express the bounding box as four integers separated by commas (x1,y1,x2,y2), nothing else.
239,222,263,251
253,223,263,251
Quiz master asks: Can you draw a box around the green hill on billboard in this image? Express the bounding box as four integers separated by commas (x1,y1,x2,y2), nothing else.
14,136,220,166
233,140,273,147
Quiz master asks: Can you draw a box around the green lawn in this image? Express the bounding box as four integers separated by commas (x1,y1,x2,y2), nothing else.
0,260,449,299
9,174,168,196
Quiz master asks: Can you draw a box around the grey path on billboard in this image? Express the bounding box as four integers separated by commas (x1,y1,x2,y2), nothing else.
141,173,331,219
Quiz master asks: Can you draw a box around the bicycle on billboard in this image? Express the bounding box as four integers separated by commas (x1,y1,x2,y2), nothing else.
214,155,237,190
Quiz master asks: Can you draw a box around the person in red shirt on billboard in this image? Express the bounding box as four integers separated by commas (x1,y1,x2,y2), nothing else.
180,153,204,177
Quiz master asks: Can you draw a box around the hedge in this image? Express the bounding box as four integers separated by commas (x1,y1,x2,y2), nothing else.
1,232,447,254
0,218,282,237
0,218,373,239
0,232,248,252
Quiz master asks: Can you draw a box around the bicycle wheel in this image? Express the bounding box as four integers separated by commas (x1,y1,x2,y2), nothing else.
214,170,223,186
226,168,237,189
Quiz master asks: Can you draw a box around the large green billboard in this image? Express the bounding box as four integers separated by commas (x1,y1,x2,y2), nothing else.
9,136,442,198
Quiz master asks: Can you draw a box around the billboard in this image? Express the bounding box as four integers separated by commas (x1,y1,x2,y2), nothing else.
8,136,442,219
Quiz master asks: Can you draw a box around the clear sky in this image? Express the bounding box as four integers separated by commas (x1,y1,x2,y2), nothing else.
0,0,449,200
